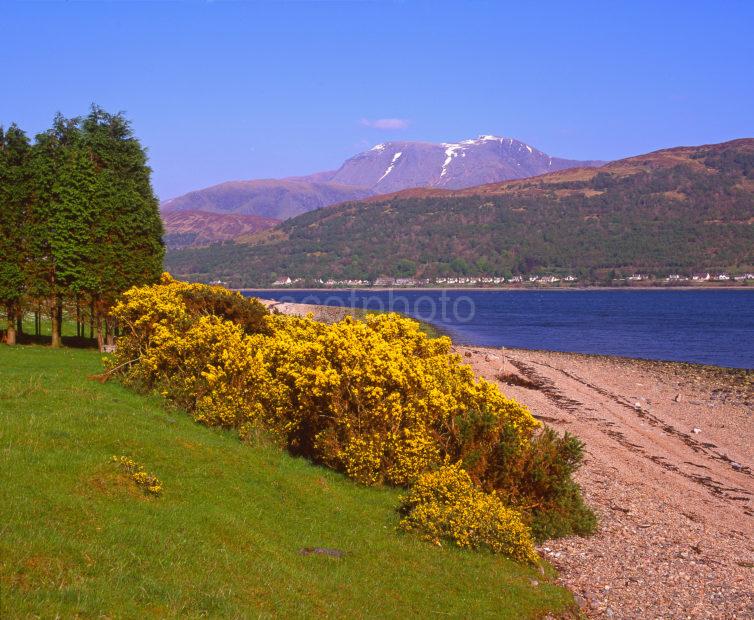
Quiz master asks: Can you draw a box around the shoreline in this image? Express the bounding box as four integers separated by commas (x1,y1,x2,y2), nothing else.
456,343,754,373
463,344,753,385
472,344,754,372
256,298,754,372
241,285,753,292
456,345,753,618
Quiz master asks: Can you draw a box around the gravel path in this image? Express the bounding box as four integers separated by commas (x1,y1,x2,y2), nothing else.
458,346,753,619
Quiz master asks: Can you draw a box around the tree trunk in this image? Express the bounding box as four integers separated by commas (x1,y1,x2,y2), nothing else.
16,313,23,336
96,314,104,352
35,310,40,336
5,305,17,345
105,316,114,346
51,297,62,348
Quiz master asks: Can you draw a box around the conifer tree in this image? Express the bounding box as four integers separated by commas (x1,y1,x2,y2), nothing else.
81,106,164,346
30,114,93,347
0,125,33,345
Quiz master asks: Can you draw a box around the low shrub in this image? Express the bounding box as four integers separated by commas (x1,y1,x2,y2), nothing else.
257,312,539,487
398,463,538,564
111,273,271,373
479,426,597,540
178,281,271,336
112,455,162,495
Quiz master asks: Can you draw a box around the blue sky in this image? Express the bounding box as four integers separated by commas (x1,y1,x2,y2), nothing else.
2,1,753,200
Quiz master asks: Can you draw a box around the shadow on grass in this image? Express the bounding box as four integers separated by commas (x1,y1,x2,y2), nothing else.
15,333,100,349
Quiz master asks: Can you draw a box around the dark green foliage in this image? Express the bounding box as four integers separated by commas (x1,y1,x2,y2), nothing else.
0,125,34,343
178,285,271,335
80,106,164,307
34,115,98,296
0,106,164,346
484,426,596,541
437,404,596,541
165,139,754,286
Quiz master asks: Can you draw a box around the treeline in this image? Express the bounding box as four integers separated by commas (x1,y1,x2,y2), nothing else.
0,106,164,348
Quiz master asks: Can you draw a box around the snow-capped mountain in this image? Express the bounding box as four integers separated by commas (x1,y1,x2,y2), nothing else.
330,135,603,193
161,136,604,243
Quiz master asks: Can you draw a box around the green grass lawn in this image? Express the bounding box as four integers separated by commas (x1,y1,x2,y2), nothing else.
0,346,575,618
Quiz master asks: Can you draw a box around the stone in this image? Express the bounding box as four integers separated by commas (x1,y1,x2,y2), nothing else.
298,547,345,558
573,594,587,609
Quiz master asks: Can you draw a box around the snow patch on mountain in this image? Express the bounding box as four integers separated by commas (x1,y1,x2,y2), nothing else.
440,135,512,177
441,144,463,177
377,151,402,183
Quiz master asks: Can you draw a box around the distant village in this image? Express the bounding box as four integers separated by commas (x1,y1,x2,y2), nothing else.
266,272,754,288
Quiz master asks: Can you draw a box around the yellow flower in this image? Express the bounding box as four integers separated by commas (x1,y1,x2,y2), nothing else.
112,455,162,496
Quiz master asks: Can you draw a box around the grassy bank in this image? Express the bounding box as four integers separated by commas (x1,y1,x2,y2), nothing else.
0,346,574,618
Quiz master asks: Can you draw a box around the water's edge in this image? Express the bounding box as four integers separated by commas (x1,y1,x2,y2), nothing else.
245,289,754,370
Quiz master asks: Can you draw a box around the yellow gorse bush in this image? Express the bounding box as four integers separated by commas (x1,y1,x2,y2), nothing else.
108,276,549,560
112,455,162,495
398,462,538,564
264,312,540,486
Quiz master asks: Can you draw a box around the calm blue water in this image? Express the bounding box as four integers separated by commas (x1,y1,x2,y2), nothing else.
245,289,754,369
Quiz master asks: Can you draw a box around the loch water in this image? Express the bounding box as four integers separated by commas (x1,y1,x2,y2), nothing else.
244,289,754,369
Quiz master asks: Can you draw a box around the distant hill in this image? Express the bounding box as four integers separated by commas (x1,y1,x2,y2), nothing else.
161,178,371,221
160,136,604,245
162,210,280,249
165,139,754,286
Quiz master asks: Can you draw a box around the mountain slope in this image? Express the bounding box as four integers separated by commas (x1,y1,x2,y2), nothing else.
164,139,754,286
329,136,605,194
162,210,280,249
160,136,604,224
161,178,371,220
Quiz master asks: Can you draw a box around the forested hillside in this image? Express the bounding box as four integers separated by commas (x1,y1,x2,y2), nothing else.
162,210,279,249
166,139,754,287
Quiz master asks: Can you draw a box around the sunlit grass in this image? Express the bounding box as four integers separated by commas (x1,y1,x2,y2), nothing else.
0,346,574,618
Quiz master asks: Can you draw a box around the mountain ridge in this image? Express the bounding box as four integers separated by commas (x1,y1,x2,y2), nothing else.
160,135,605,227
328,135,605,193
165,138,754,286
